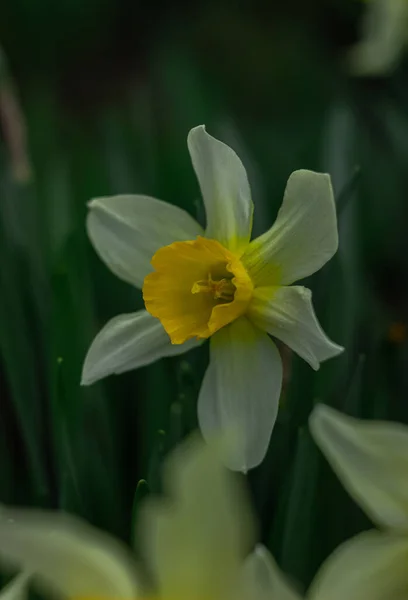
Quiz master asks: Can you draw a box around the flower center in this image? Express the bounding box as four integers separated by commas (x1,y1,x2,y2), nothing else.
143,236,253,344
192,273,236,302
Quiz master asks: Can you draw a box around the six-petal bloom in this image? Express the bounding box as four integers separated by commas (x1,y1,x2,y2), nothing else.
82,125,343,471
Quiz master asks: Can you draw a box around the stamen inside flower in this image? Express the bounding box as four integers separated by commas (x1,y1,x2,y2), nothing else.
143,236,253,344
192,273,236,302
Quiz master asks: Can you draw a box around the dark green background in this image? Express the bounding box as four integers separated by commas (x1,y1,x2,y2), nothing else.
1,0,408,592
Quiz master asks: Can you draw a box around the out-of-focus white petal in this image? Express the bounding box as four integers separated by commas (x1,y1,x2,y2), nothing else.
139,433,255,600
310,405,408,531
81,310,200,385
310,530,408,600
240,545,301,600
187,125,253,254
248,286,343,370
243,170,338,286
198,316,283,472
0,507,138,599
348,0,408,76
0,574,30,600
87,194,203,288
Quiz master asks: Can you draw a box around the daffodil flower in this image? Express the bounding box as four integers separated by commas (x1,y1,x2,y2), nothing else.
308,404,408,600
0,430,394,600
82,125,343,471
0,434,254,600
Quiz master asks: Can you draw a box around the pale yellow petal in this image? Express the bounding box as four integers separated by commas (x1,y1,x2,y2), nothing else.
240,545,301,600
310,531,408,600
310,405,408,531
198,317,283,472
81,310,201,385
0,506,138,599
248,286,343,370
87,194,203,288
138,433,255,600
187,125,253,254
243,170,337,286
348,0,408,76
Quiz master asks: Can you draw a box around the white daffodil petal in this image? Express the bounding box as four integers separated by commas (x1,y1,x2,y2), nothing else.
198,317,283,472
310,530,408,600
310,405,408,531
0,574,31,600
243,170,338,286
139,433,255,600
87,194,203,288
81,310,200,386
240,545,301,600
348,0,408,76
0,507,138,599
187,125,253,254
248,286,343,370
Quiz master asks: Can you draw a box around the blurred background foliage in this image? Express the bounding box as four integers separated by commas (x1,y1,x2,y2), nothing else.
1,0,408,592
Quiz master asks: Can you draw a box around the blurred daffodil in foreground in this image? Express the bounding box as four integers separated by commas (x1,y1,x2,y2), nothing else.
309,404,408,599
0,433,394,600
82,125,343,471
0,435,254,600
